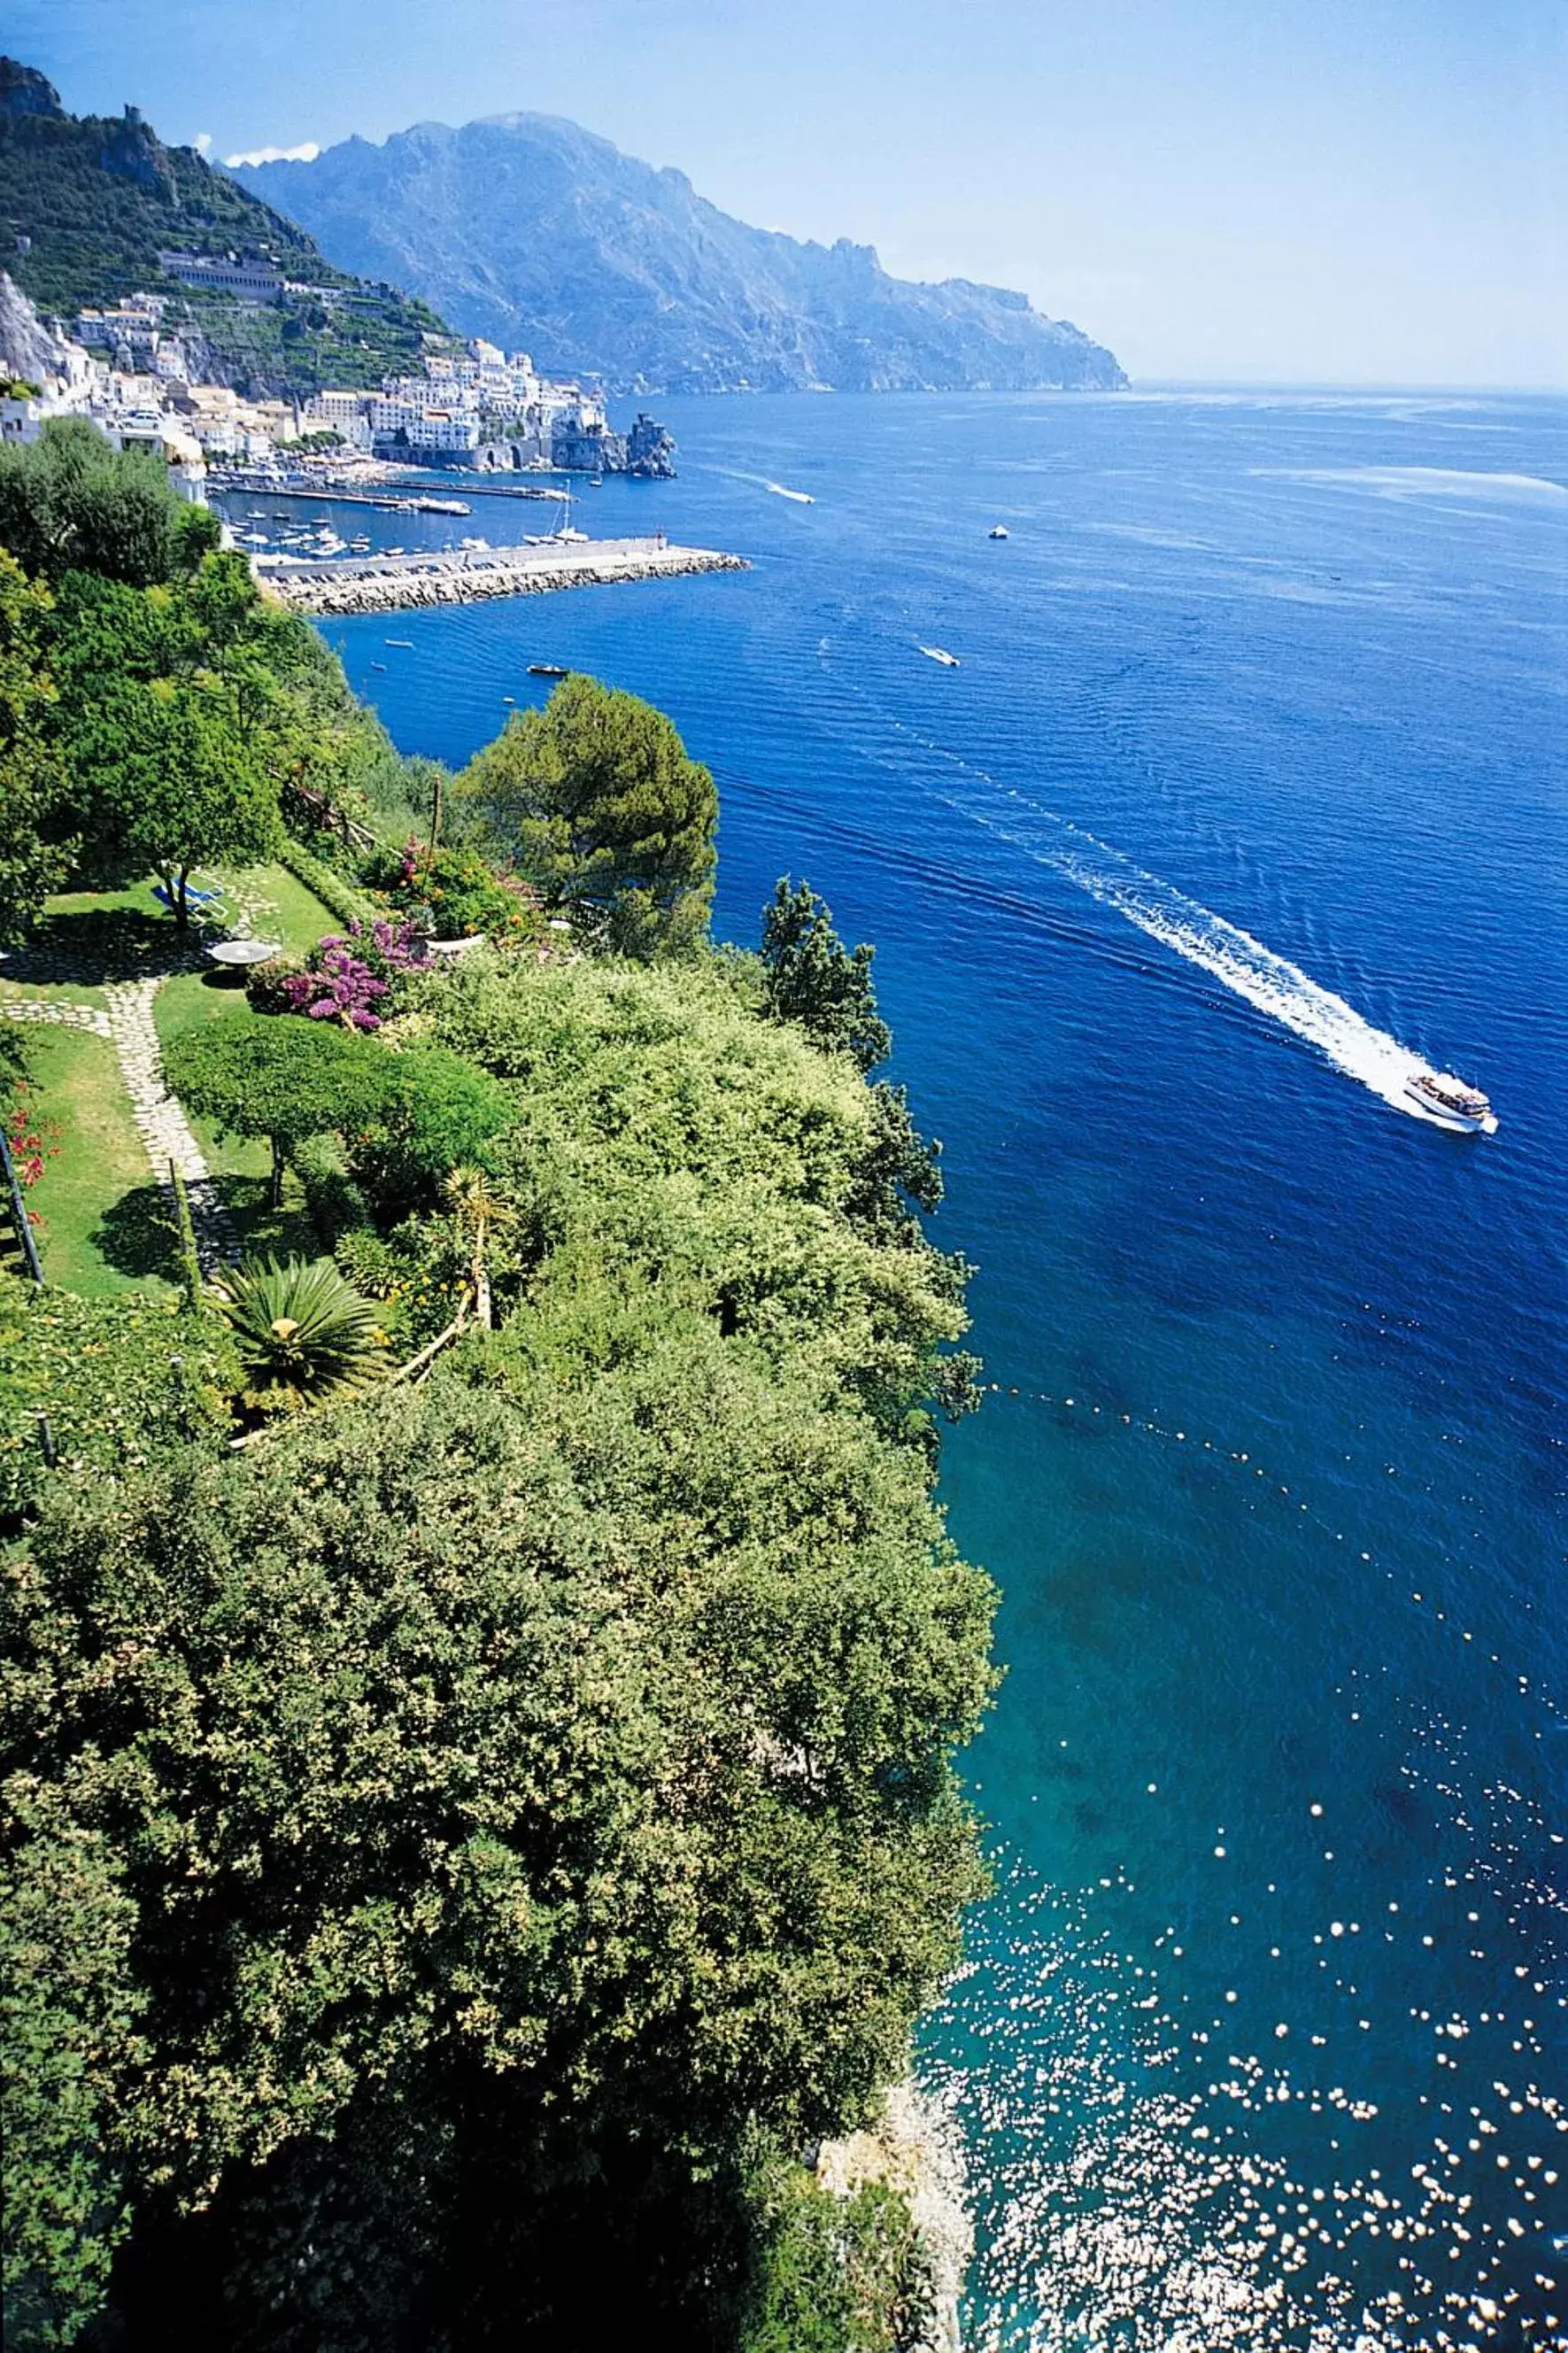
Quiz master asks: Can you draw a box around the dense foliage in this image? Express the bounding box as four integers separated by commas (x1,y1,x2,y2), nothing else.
364,837,544,942
43,538,414,917
0,417,219,589
456,673,717,955
4,1346,991,2345
741,2167,934,2353
165,1017,388,1205
1,422,993,2347
0,551,68,947
761,878,892,1075
0,1274,236,1519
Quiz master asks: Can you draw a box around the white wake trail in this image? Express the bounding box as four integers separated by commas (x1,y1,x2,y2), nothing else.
959,799,1487,1128
822,645,1493,1130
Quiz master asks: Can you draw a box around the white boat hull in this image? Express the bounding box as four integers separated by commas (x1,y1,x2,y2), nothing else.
1403,1079,1495,1134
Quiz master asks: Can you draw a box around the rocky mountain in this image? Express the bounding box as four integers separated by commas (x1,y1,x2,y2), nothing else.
0,59,451,397
235,113,1124,395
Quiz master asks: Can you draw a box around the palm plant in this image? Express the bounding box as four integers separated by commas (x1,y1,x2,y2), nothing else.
217,1255,391,1413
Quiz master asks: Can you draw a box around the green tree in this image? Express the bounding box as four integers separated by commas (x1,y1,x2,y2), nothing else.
350,1047,514,1218
1,1784,144,2351
455,674,717,956
2,1351,993,2344
0,551,71,949
165,1018,388,1206
760,879,892,1074
75,671,282,920
0,416,217,588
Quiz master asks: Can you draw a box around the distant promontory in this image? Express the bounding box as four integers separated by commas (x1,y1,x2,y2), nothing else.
234,114,1126,397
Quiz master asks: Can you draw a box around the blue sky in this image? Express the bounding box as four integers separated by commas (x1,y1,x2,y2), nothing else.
13,0,1567,384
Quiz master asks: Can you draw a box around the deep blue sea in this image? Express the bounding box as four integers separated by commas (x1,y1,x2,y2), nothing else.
244,389,1568,2349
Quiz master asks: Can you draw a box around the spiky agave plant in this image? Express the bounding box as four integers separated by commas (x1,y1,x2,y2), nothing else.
218,1255,392,1413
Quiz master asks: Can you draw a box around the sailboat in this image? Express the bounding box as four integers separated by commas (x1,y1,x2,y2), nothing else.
554,481,590,544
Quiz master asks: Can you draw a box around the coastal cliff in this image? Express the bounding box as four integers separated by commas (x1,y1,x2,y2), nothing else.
0,58,452,398
234,113,1127,396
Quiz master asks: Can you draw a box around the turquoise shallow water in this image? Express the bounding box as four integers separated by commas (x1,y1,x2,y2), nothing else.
251,389,1566,2348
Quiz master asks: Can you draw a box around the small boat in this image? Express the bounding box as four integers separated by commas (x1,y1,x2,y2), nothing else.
989,524,1010,540
918,645,962,668
385,638,415,650
529,663,569,678
1404,1070,1495,1134
371,661,387,671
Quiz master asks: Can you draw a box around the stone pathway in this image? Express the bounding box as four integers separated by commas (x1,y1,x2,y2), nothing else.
3,997,112,1038
7,874,291,1276
102,979,239,1273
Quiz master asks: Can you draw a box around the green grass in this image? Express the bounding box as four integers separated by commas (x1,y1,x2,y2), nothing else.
16,1026,175,1296
12,862,342,1289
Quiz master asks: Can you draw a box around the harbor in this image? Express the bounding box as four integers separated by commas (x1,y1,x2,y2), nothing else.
253,533,748,615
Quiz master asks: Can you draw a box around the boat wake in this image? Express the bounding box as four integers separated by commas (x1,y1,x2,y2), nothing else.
765,480,815,504
968,797,1493,1128
818,650,1493,1129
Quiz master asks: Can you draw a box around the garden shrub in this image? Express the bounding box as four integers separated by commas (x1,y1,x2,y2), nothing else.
364,839,543,942
0,1275,236,1518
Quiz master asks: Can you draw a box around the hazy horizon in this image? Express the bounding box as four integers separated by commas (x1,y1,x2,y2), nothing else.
12,0,1567,390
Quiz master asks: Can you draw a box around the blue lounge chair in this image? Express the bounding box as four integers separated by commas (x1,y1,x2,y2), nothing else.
152,881,226,916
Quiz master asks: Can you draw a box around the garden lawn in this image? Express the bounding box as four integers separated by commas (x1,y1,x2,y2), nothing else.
16,1024,174,1296
150,861,344,1265
11,862,341,1288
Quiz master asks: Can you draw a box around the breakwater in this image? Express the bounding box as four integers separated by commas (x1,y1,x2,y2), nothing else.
255,536,748,616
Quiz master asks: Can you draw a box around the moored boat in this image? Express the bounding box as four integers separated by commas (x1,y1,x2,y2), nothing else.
529,663,570,678
1404,1070,1496,1133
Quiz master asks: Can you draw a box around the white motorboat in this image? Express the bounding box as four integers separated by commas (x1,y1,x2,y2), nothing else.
989,524,1010,539
919,644,962,668
1404,1070,1496,1134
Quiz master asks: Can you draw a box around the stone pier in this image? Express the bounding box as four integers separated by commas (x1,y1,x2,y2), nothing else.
256,536,748,618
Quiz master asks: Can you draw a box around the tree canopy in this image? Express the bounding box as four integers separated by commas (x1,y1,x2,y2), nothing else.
165,1018,389,1204
0,416,219,588
760,878,892,1074
2,1350,993,2344
0,550,69,948
455,674,717,956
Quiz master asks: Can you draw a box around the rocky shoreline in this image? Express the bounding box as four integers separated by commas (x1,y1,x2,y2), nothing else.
254,537,748,616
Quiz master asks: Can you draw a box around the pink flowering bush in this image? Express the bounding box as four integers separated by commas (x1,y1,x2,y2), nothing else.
274,918,433,1033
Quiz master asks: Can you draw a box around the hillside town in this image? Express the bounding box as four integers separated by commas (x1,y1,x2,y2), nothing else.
0,268,676,486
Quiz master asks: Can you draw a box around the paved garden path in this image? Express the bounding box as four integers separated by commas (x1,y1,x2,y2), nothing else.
4,877,290,1273
102,979,239,1272
3,996,112,1038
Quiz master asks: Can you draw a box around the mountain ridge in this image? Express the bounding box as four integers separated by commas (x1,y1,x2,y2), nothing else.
235,112,1125,396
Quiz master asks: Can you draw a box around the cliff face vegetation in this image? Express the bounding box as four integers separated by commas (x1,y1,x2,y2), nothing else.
236,112,1127,394
0,421,995,2349
0,58,451,397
